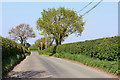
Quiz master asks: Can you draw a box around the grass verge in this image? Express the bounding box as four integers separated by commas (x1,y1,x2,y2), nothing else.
39,52,119,75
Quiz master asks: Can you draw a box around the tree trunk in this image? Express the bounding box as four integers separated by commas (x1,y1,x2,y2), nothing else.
59,40,61,45
55,39,62,45
21,40,24,46
59,35,62,45
50,39,54,47
55,39,59,46
20,37,24,46
53,38,62,54
41,43,42,50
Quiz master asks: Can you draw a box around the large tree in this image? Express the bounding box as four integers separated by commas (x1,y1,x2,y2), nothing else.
36,7,85,45
8,24,36,46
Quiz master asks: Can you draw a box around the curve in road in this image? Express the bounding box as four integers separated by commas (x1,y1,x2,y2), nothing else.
7,52,116,78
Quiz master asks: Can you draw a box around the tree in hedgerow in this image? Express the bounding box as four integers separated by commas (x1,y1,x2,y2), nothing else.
36,7,85,46
35,37,50,50
25,43,31,50
39,30,54,47
8,24,36,46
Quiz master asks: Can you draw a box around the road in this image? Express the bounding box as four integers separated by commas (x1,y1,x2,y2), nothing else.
7,52,115,78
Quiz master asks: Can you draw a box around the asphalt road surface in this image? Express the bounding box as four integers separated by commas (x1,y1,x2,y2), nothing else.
7,52,115,78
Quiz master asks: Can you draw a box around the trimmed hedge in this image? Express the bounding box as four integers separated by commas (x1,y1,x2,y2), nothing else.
39,36,119,75
56,36,119,61
1,36,31,76
29,48,39,51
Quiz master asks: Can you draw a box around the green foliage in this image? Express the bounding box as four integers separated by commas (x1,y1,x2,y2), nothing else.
8,24,36,46
29,48,38,51
25,43,31,50
36,7,85,45
34,37,50,50
39,36,119,75
53,53,118,74
56,36,119,61
39,45,56,55
39,31,54,47
1,36,30,75
29,44,38,51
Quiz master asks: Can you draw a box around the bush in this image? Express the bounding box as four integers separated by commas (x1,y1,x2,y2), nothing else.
29,48,38,51
39,45,56,55
39,36,119,61
56,36,119,61
1,36,30,76
39,36,119,75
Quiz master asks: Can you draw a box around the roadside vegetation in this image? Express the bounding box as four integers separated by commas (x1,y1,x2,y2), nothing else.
2,5,119,78
8,24,36,47
1,23,36,76
29,48,38,51
36,7,85,54
39,36,120,75
1,36,31,76
35,7,119,76
29,37,54,51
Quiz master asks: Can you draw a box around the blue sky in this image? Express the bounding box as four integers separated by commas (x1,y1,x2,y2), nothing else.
2,2,118,44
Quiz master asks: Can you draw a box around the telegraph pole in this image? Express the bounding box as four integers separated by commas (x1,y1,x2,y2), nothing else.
45,34,47,49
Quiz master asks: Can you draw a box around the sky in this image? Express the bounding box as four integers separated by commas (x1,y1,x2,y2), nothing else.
1,2,118,44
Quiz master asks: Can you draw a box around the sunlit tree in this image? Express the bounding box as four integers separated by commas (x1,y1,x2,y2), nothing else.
8,24,36,46
35,37,50,50
37,7,85,46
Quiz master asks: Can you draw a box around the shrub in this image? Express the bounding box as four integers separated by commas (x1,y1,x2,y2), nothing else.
39,36,119,75
1,36,30,75
56,36,119,61
29,48,38,51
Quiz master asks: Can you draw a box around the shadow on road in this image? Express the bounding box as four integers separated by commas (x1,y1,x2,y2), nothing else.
5,70,53,78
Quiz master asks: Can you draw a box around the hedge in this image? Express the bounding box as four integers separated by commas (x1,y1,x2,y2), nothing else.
1,36,31,76
39,45,56,55
29,48,39,51
56,36,119,61
39,36,120,75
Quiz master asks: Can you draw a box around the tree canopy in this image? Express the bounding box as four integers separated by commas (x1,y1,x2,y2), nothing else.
36,7,85,45
39,30,54,47
8,24,36,46
35,37,50,50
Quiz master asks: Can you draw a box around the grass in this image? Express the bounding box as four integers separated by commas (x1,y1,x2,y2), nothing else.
29,48,38,52
39,36,119,75
40,52,119,75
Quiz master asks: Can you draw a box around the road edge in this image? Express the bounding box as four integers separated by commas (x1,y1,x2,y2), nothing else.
45,55,120,79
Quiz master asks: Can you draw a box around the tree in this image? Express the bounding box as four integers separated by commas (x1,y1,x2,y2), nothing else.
25,43,31,50
8,24,36,46
29,44,38,49
39,31,54,47
35,39,42,50
35,37,50,50
36,7,85,46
